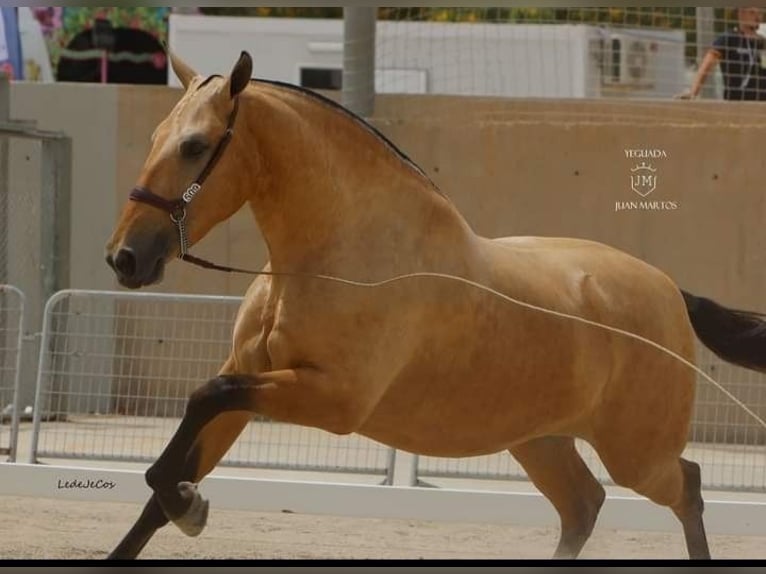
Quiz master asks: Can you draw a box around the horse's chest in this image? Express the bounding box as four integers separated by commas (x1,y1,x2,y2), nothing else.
263,294,383,370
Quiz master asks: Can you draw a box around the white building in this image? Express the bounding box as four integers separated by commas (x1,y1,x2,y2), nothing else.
168,14,687,99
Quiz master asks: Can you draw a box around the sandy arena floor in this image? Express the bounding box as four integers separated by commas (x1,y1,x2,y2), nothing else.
2,415,766,560
0,494,764,560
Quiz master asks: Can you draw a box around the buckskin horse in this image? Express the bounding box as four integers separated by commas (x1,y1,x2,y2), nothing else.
104,51,766,559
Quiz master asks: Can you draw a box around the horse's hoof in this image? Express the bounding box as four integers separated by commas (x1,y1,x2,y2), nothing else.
173,481,209,537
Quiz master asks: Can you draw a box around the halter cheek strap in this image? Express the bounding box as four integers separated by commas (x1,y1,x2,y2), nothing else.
128,96,240,258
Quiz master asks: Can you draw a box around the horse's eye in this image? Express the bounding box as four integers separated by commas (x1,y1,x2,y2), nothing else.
180,138,209,159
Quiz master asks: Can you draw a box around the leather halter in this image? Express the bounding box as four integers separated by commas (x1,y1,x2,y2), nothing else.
129,96,240,258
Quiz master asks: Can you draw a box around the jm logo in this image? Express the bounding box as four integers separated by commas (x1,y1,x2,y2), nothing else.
630,162,657,197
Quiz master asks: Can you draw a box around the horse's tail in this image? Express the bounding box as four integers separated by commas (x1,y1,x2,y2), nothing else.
680,289,766,373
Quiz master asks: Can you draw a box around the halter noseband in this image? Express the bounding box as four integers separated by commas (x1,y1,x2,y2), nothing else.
129,96,240,258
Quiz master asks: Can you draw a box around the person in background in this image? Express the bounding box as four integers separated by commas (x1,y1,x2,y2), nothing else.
677,7,766,100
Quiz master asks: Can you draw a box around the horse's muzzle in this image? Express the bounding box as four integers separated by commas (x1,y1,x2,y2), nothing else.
105,233,171,289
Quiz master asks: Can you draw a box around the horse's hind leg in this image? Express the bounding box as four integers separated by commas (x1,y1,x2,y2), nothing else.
645,458,709,559
672,458,709,559
597,447,710,559
510,436,605,559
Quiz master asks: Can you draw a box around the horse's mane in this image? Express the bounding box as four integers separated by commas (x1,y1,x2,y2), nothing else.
250,78,445,197
191,73,444,196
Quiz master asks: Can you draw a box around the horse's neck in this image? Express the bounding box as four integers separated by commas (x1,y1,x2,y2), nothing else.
244,87,475,274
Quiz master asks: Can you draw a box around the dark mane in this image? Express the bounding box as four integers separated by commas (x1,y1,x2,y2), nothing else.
252,78,443,195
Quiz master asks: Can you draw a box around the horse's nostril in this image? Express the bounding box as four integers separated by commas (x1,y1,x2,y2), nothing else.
114,248,137,279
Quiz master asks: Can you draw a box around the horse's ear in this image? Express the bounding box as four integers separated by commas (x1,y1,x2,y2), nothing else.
228,51,253,99
168,49,197,90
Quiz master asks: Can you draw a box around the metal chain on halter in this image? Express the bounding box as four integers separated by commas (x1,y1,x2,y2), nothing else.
170,205,190,257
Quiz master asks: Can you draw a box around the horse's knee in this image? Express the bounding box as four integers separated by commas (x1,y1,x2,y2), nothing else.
188,373,368,436
145,376,248,490
145,459,185,493
186,375,252,416
586,481,606,520
681,459,702,492
563,478,605,534
607,455,688,509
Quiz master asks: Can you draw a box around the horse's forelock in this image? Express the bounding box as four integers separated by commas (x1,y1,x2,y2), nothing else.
196,74,223,92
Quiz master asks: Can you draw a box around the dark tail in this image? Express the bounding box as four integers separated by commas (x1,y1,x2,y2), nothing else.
681,290,766,373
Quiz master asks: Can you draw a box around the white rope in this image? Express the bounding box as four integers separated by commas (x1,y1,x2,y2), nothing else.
288,270,766,430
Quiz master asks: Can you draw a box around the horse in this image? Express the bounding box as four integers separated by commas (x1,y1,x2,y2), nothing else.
104,50,766,560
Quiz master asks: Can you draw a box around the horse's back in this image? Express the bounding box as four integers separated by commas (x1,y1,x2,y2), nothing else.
485,235,691,342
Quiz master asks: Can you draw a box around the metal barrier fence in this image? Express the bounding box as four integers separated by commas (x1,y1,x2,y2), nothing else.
372,7,719,100
0,285,24,462
0,73,72,414
29,290,395,481
412,342,766,492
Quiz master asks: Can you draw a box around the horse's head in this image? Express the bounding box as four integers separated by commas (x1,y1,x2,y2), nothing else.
106,51,254,288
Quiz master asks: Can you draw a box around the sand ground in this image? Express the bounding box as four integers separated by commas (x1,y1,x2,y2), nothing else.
0,494,765,560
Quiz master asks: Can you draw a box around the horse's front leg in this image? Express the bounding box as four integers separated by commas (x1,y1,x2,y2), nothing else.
146,367,355,537
107,389,256,559
108,366,357,559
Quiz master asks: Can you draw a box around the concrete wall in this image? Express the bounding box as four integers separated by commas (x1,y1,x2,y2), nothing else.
12,82,118,292
7,82,766,436
373,96,766,312
12,82,765,309
106,87,766,310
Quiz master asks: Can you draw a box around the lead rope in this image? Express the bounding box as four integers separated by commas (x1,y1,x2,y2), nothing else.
180,256,766,430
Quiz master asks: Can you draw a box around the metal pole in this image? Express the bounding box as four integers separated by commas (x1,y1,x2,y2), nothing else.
342,7,377,117
38,136,72,427
0,73,9,284
101,51,108,84
0,75,9,457
696,7,716,99
40,136,72,300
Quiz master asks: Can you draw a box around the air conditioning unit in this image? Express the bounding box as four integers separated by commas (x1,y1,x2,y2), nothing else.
602,33,658,87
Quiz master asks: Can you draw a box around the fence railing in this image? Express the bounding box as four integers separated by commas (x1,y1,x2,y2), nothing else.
411,341,766,492
0,285,24,461
0,72,72,418
0,286,760,492
28,289,396,482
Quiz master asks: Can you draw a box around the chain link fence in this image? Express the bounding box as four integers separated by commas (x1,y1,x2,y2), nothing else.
412,340,766,492
0,285,24,461
25,288,765,492
177,8,764,102
374,7,755,100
